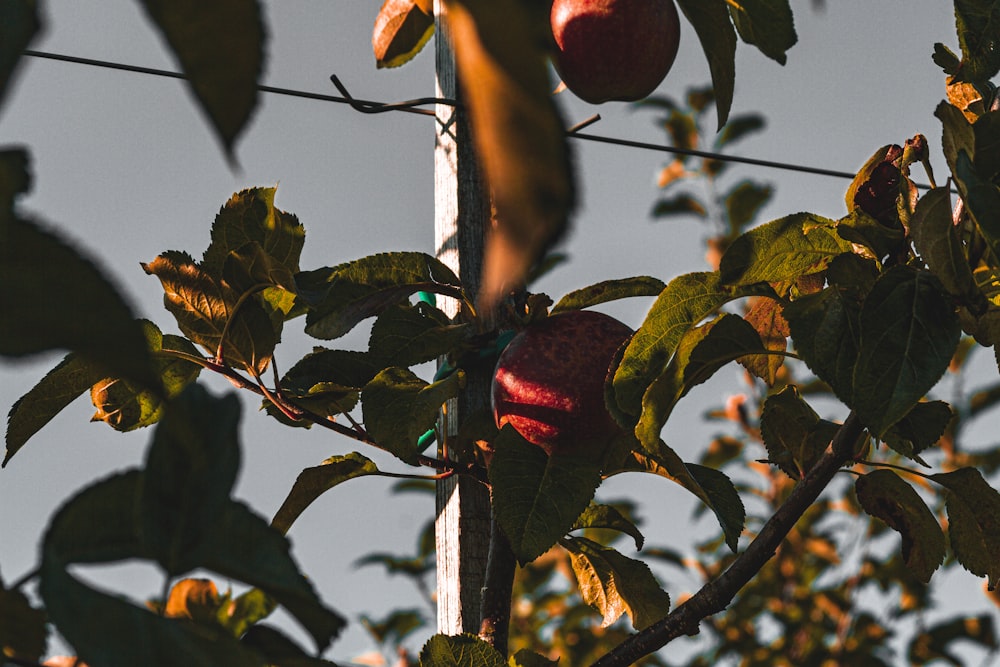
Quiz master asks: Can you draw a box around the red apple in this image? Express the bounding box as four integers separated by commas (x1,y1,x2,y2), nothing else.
491,310,633,455
550,0,681,104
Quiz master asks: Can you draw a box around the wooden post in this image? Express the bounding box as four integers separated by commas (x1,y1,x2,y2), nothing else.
433,0,493,637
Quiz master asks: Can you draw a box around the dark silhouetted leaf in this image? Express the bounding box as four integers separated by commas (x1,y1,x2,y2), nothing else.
853,266,961,436
360,608,427,647
933,42,962,75
952,0,1000,82
553,277,666,313
0,147,31,212
636,314,764,450
728,0,796,65
419,633,506,667
444,0,573,309
955,150,1000,264
572,502,645,551
716,114,767,149
140,384,242,575
241,625,339,666
613,272,767,423
0,584,47,661
882,401,953,461
300,252,462,340
675,0,737,128
651,193,708,218
911,188,979,303
510,649,560,667
855,469,945,583
489,425,603,565
0,0,41,107
724,180,772,232
563,536,670,630
267,348,380,425
5,353,104,466
373,0,434,69
136,0,265,161
974,109,1000,180
1,216,158,388
936,101,976,178
368,302,470,367
931,467,1000,589
362,367,462,465
837,208,905,260
719,212,847,286
271,452,380,535
760,386,837,479
908,614,998,665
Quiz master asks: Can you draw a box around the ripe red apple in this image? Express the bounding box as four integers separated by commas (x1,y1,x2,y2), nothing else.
550,0,681,104
491,310,633,456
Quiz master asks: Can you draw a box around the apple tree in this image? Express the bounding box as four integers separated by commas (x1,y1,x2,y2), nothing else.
2,1,1000,666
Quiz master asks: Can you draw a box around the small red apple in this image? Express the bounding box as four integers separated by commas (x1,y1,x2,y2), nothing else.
550,0,681,104
491,310,633,455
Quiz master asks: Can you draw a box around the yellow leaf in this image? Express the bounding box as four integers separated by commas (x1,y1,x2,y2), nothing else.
372,0,435,69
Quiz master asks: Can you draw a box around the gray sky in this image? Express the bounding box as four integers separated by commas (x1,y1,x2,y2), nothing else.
2,1,997,663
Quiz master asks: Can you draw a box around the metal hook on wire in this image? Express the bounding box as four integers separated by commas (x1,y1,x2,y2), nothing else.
329,75,459,116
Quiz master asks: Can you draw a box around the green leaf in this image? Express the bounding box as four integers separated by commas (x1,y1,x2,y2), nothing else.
135,0,265,161
935,101,976,179
221,588,278,639
837,208,905,260
443,0,574,308
0,0,41,107
267,348,380,424
562,536,671,631
143,250,276,375
724,180,772,232
853,266,961,436
911,187,979,303
362,367,462,465
931,467,1000,589
571,502,646,551
616,444,744,552
552,277,666,313
271,452,381,535
360,608,427,647
240,624,340,666
933,42,963,75
5,353,104,466
89,322,203,433
613,272,766,423
369,302,470,367
372,0,435,69
953,0,1000,82
1,216,158,388
300,252,462,340
636,314,764,449
651,193,708,218
675,0,737,129
139,384,242,575
908,614,998,665
727,0,796,65
719,212,847,286
784,253,875,403
855,469,945,583
489,425,603,565
202,501,346,653
882,401,953,461
0,585,47,661
760,386,837,479
973,110,1000,180
509,649,559,667
955,149,1000,264
419,633,506,667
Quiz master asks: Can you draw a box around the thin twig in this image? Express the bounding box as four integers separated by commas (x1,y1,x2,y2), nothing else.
590,412,865,667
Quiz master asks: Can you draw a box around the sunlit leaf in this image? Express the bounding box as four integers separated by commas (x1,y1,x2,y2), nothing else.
140,384,242,575
373,0,434,69
0,0,41,107
419,633,506,667
5,353,104,466
739,296,788,384
853,266,961,436
613,271,766,423
444,0,574,308
675,0,737,128
163,578,221,623
552,277,666,313
855,469,945,583
571,502,645,551
931,467,1000,589
489,425,603,565
719,212,847,286
636,314,764,450
271,452,381,535
135,0,265,161
727,0,796,65
362,367,462,465
1,216,158,388
952,0,1000,82
221,588,278,639
300,252,462,340
563,536,671,630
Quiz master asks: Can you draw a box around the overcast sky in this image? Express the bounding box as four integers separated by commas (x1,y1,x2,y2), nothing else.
2,1,996,663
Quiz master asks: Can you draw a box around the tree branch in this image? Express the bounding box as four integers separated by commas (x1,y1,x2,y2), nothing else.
479,514,517,655
591,412,865,667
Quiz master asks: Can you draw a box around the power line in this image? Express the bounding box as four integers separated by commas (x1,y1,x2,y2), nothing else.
22,49,866,184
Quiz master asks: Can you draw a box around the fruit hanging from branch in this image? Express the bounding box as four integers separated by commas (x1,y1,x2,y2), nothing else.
491,310,633,456
550,0,681,104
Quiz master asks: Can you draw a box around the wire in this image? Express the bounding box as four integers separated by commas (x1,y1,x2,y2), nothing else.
22,49,882,184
